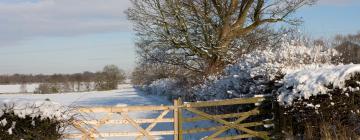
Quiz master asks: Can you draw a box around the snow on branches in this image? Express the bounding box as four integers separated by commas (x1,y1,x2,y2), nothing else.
194,40,339,103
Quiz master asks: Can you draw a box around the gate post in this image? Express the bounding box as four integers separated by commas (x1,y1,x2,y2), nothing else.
174,98,183,140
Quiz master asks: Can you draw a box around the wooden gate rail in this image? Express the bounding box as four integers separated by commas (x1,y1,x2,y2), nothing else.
183,97,264,108
65,105,176,140
64,97,271,140
179,97,270,140
77,105,175,112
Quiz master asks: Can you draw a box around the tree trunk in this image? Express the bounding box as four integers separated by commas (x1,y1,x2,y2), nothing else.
203,38,231,75
205,56,226,76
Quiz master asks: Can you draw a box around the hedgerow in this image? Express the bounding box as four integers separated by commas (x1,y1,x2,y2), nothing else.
0,101,72,140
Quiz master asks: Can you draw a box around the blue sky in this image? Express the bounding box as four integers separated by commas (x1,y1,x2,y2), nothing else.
297,0,360,38
0,0,359,74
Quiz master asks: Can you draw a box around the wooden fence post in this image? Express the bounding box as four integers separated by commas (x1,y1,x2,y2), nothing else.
178,98,183,140
174,98,183,140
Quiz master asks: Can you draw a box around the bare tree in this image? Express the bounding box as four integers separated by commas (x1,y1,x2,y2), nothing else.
96,65,126,90
333,33,360,64
127,0,315,74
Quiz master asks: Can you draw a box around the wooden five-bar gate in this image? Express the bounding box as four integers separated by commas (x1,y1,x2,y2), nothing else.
64,97,271,140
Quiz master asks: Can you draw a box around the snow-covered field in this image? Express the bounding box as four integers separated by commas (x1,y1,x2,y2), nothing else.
0,83,39,93
0,84,213,140
0,84,168,107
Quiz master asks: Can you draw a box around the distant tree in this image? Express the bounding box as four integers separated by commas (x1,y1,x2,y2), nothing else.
103,65,126,89
96,65,126,90
73,73,83,91
95,72,106,90
82,71,94,91
335,41,360,64
35,84,51,94
333,33,360,64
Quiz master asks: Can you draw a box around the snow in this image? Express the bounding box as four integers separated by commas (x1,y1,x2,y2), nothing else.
0,118,7,126
278,64,360,105
0,100,69,120
143,78,187,100
147,78,178,96
192,40,360,107
0,84,214,140
263,124,274,128
0,84,39,93
194,41,338,101
8,121,16,135
0,84,168,107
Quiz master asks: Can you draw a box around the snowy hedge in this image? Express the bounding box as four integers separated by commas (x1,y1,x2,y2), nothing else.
138,39,360,138
278,64,360,105
193,41,339,101
190,40,360,138
146,78,178,96
142,78,192,100
276,70,360,139
0,100,71,139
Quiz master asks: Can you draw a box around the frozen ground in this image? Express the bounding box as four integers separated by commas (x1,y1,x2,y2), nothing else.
0,84,214,140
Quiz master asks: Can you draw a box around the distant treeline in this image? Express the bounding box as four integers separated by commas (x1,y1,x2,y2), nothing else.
0,72,98,84
0,65,126,93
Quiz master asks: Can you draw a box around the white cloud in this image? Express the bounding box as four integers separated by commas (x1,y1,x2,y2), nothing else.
0,0,133,45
